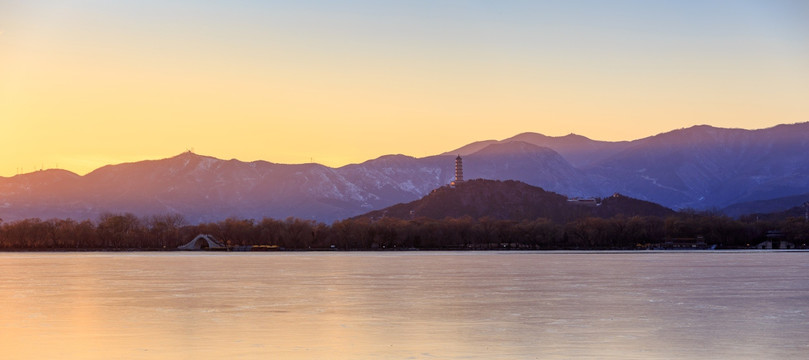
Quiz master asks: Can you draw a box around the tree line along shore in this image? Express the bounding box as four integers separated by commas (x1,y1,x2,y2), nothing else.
0,211,807,251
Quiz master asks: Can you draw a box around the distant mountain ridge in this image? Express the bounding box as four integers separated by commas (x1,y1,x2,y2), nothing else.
2,122,809,223
588,123,809,210
445,133,631,168
721,193,809,218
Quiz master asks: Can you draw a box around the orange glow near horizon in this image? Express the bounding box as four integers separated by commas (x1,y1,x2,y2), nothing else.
1,1,807,176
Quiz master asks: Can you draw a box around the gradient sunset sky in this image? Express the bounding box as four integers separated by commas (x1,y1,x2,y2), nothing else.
1,0,807,176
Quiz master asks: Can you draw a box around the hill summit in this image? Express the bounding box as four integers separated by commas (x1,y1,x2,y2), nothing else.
356,179,674,222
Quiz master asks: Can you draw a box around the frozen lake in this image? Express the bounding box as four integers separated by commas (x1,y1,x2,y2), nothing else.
1,251,807,359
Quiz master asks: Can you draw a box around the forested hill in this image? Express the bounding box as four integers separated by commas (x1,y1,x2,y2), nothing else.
356,179,675,222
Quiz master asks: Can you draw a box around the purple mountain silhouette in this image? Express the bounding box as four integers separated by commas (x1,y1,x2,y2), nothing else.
2,122,808,223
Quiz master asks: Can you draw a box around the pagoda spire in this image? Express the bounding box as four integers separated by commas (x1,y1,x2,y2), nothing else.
452,155,464,186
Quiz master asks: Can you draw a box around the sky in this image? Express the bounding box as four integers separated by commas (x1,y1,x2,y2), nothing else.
1,0,808,176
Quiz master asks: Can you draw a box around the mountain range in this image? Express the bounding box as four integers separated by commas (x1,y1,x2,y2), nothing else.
2,122,809,223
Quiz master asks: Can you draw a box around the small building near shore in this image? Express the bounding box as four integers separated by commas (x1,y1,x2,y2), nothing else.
756,240,795,249
178,234,227,250
756,230,795,249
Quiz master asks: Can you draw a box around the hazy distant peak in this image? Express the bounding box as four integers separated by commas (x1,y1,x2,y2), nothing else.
173,150,200,158
769,122,809,132
8,168,80,181
471,140,556,156
508,132,551,141
633,124,757,150
372,154,419,162
344,154,420,169
645,122,809,143
508,132,591,141
441,140,499,156
168,151,221,162
560,133,590,140
682,124,718,130
158,152,223,172
505,131,626,147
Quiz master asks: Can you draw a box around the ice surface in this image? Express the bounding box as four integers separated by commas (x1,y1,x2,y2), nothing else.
1,251,807,359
